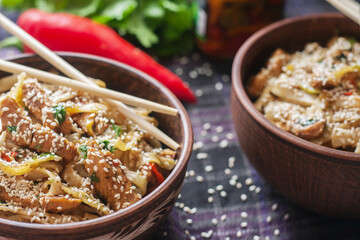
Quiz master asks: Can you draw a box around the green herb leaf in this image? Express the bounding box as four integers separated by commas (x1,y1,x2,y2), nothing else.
0,36,23,51
99,140,114,153
35,0,69,12
34,145,42,148
1,0,26,8
296,118,318,127
349,37,357,45
39,152,54,158
143,2,165,19
111,122,121,137
100,0,137,21
6,125,16,133
120,12,158,48
90,172,99,182
51,104,66,124
80,145,88,158
66,0,101,17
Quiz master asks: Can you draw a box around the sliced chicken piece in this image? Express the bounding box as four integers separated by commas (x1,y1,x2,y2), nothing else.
22,79,72,135
0,185,81,213
247,48,289,97
0,96,78,161
290,119,326,140
94,115,109,135
30,124,78,162
0,97,32,146
41,196,82,213
72,113,96,136
247,71,269,98
266,48,289,76
84,148,140,211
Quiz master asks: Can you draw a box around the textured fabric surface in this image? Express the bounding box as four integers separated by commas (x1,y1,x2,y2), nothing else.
0,1,359,240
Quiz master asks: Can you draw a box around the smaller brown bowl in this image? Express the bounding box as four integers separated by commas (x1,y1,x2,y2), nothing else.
231,13,360,218
0,52,193,239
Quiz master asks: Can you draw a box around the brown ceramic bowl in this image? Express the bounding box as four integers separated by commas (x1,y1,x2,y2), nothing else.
231,13,360,218
0,53,193,239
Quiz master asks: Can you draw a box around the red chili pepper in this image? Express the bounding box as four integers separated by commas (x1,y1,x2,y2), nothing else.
344,92,353,96
1,153,12,162
10,151,18,158
17,9,196,103
149,162,164,185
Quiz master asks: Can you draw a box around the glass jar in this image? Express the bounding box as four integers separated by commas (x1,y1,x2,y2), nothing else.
195,0,285,59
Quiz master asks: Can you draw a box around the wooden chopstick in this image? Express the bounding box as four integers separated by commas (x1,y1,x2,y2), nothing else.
0,13,180,150
327,0,360,24
0,59,178,116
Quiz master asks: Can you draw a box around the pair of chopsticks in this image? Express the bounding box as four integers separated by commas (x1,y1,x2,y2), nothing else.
327,0,360,24
0,13,180,150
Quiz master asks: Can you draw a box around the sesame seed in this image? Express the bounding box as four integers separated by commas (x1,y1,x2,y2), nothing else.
196,176,204,182
271,203,278,211
236,231,242,238
249,185,256,191
224,168,231,175
186,219,193,225
208,188,215,194
220,191,227,197
220,214,227,222
236,182,242,189
241,222,248,228
203,123,211,130
274,229,280,236
189,208,197,214
253,235,260,240
195,89,203,97
208,196,213,203
183,206,190,213
201,230,213,239
189,170,195,176
211,135,219,142
215,82,223,90
245,178,253,185
241,212,248,218
240,194,247,201
196,152,208,160
226,133,234,139
93,166,98,172
266,216,272,223
215,185,223,191
284,213,290,220
229,179,237,186
204,165,213,172
211,218,218,225
220,140,228,148
215,126,223,133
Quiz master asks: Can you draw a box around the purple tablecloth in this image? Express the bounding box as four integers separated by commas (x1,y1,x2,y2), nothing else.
1,1,359,239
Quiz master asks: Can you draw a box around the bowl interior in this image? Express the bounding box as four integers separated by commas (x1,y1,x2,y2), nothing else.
0,52,193,238
233,12,360,163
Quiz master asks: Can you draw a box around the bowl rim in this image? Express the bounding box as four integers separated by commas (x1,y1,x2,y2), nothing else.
0,52,193,232
232,12,360,164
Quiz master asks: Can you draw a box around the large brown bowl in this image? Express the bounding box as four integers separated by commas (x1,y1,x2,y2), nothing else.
231,13,360,218
0,53,193,239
